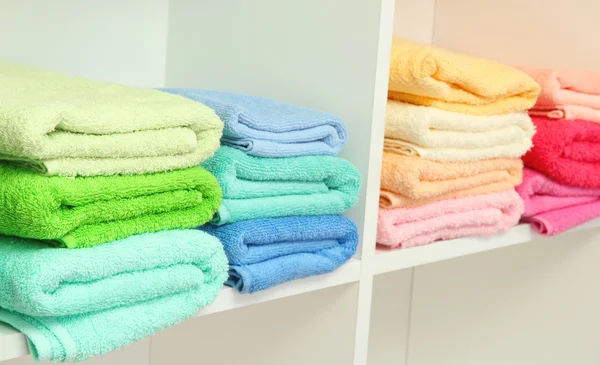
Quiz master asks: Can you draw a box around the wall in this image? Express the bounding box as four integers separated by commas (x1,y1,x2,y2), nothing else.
0,0,170,87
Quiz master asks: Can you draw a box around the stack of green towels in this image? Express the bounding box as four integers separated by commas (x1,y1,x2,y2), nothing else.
163,89,362,294
0,60,229,362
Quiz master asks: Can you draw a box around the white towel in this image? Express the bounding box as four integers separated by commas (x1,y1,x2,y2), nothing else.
384,101,535,162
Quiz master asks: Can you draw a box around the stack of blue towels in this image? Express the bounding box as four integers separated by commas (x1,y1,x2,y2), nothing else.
163,89,361,293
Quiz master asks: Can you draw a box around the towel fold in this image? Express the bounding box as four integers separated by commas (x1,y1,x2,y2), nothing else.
387,37,540,115
0,165,222,248
202,147,360,225
0,230,228,362
201,216,357,293
522,117,600,188
161,89,347,157
516,168,600,235
384,100,535,161
380,152,523,208
518,67,600,123
0,60,223,176
377,190,523,248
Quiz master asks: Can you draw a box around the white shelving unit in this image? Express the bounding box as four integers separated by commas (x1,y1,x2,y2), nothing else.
2,1,600,365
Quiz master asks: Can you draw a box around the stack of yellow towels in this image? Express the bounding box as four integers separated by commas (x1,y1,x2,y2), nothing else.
377,37,541,249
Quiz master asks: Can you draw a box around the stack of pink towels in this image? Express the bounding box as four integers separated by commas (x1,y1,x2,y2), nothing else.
516,68,600,236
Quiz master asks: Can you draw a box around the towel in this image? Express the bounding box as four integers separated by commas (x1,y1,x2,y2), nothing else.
0,230,227,362
518,67,600,123
380,152,523,208
377,190,523,249
201,216,358,293
384,100,535,161
202,147,361,225
516,168,600,235
161,89,347,157
522,117,600,188
387,37,540,115
0,60,223,176
0,164,222,248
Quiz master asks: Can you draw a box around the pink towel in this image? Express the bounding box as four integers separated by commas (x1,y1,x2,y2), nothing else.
377,190,523,249
517,67,600,123
516,168,600,236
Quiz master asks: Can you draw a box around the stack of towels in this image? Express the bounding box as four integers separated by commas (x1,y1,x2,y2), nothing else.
377,37,541,249
515,68,600,235
163,90,362,294
0,60,229,361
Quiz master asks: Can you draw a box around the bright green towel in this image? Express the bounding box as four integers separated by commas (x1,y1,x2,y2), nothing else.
202,146,361,225
0,165,222,248
0,59,223,176
0,230,228,362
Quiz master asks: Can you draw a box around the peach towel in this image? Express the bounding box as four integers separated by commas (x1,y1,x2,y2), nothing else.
377,190,523,249
388,37,540,115
518,67,600,123
380,152,523,208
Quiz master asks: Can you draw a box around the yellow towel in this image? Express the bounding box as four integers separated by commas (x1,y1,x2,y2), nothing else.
388,37,540,115
379,152,523,208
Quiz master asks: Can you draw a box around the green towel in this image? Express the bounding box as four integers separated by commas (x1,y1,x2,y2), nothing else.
0,230,228,362
0,59,223,176
0,164,222,248
202,146,361,225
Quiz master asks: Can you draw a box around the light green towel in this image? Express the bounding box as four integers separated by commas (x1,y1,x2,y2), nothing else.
0,164,222,248
0,59,223,176
0,230,228,362
202,146,361,225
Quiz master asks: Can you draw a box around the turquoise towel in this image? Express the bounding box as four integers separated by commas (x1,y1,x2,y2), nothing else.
202,147,361,225
0,230,227,362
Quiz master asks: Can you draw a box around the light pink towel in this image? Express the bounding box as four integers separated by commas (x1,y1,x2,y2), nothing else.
377,190,523,249
517,67,600,123
516,168,600,236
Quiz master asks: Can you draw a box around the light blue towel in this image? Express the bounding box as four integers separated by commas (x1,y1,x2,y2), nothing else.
0,230,227,362
201,215,358,294
160,89,347,157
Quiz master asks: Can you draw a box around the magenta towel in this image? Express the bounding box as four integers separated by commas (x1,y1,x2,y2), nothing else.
377,190,523,249
516,168,600,236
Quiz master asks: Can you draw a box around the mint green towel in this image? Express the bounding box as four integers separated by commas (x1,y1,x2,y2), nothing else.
0,165,222,248
0,230,227,362
0,59,223,176
202,146,361,225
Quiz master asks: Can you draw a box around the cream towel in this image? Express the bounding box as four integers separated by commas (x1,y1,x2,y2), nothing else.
384,101,535,161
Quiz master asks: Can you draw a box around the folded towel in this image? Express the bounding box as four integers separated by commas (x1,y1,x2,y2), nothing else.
377,190,523,248
202,147,360,225
518,67,600,123
387,37,540,115
201,216,357,293
516,168,600,235
522,117,600,188
0,165,222,248
384,100,535,161
0,230,227,362
161,89,347,157
0,60,223,176
380,152,523,208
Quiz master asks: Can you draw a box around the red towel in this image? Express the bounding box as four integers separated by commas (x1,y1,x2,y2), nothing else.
522,117,600,188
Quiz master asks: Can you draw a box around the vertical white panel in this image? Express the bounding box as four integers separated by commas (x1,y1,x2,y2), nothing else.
434,0,600,68
0,0,170,86
393,0,436,43
407,231,600,365
165,0,389,254
367,270,413,365
151,284,358,365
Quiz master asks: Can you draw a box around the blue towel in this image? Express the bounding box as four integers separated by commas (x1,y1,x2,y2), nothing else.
201,215,358,293
0,230,227,362
160,89,347,157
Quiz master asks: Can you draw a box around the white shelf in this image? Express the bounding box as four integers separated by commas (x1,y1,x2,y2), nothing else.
372,220,600,275
0,258,362,363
